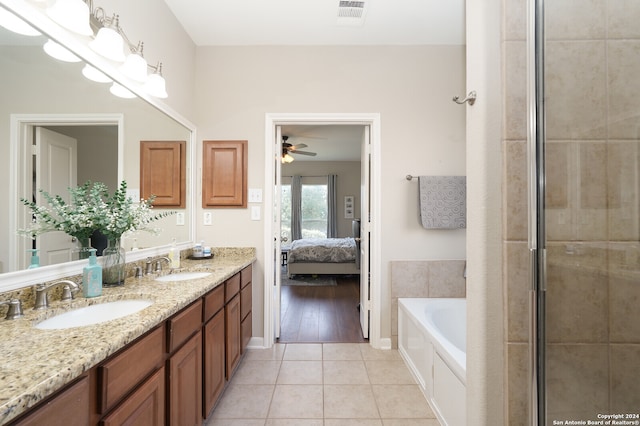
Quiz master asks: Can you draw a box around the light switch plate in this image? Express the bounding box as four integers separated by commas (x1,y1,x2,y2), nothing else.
251,206,261,221
126,189,140,202
248,188,263,203
176,212,185,226
203,212,212,225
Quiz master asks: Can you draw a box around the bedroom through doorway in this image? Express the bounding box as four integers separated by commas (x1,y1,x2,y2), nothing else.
277,124,367,343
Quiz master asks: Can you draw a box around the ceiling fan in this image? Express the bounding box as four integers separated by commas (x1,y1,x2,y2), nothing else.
282,135,317,163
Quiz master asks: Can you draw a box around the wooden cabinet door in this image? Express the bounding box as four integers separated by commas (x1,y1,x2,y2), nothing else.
203,309,225,417
101,367,165,426
11,375,89,426
168,331,202,426
140,141,186,208
225,293,241,379
202,140,247,208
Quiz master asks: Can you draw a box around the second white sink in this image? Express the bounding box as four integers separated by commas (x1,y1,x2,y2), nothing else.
35,300,153,330
155,271,212,282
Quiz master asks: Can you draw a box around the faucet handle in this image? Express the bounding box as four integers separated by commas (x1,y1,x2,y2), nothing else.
0,299,24,320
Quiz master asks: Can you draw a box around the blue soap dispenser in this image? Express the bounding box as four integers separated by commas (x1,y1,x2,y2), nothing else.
83,248,102,298
27,249,40,269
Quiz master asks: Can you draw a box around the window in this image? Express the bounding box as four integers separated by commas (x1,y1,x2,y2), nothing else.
301,184,327,238
280,178,328,241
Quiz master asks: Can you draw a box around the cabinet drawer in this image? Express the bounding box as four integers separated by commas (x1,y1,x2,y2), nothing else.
99,326,164,414
225,273,240,303
203,284,225,323
167,299,203,353
240,265,252,288
240,282,252,321
101,366,165,426
11,375,89,426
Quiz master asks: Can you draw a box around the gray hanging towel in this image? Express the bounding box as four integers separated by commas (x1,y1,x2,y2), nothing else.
418,176,467,229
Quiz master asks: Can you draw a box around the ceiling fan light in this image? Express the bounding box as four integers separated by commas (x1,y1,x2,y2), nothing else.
109,82,136,99
0,8,41,36
43,39,81,62
90,26,126,62
82,64,112,83
120,52,148,83
46,0,93,36
282,153,294,163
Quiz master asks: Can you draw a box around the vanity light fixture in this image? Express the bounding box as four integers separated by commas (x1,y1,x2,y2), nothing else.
143,62,168,98
109,82,136,99
81,64,112,83
45,0,92,36
0,8,41,36
43,39,81,62
119,42,148,83
89,14,125,62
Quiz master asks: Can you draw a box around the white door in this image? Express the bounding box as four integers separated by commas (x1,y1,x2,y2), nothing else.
273,125,283,339
359,126,371,338
35,127,78,266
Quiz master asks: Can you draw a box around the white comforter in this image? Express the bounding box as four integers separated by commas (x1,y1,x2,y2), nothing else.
287,238,357,263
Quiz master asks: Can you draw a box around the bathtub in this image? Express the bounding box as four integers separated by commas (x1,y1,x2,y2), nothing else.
398,298,466,426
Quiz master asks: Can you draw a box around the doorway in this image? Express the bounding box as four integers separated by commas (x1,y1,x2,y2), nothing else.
10,113,123,272
263,113,382,349
277,124,366,343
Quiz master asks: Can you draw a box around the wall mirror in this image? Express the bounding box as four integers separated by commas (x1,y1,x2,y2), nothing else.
0,2,194,289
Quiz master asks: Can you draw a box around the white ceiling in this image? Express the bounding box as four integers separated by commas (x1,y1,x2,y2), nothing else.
163,0,465,47
281,125,363,162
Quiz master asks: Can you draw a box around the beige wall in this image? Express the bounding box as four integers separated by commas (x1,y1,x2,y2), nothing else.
192,45,467,342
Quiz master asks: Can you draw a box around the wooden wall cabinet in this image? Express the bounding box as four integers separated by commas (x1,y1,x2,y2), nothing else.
140,140,186,208
202,140,247,208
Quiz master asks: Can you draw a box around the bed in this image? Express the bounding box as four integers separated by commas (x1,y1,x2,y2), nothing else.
286,237,360,278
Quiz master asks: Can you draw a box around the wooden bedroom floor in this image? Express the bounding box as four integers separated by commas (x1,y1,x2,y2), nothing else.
278,275,367,343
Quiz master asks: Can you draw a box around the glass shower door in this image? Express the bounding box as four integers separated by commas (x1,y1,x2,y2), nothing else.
539,0,640,423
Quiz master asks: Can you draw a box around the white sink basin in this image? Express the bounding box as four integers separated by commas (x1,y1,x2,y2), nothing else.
35,300,153,330
155,272,212,282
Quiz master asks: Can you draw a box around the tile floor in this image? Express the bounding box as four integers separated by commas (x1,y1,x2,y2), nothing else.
205,343,441,426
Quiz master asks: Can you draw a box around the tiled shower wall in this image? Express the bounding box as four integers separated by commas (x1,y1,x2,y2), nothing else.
390,260,466,348
503,0,640,423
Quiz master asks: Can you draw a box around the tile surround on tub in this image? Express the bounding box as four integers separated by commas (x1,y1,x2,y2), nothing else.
390,259,466,347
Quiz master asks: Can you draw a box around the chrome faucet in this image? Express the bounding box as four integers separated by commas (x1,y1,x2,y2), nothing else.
34,280,80,310
145,256,170,275
154,257,170,273
0,299,24,320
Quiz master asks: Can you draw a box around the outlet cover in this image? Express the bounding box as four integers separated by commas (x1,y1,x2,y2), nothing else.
203,212,212,225
251,205,261,220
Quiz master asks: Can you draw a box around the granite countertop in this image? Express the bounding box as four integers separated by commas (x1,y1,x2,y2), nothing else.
0,247,256,425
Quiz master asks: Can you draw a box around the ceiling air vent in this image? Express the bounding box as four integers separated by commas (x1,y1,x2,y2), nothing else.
337,0,368,26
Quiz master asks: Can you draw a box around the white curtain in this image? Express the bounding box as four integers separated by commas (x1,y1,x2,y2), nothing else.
327,174,338,238
291,175,302,241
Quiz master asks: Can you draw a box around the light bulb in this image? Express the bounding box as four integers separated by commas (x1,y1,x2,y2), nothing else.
109,82,136,99
43,39,81,63
46,0,92,36
82,64,112,83
0,8,41,36
120,53,148,83
90,26,126,62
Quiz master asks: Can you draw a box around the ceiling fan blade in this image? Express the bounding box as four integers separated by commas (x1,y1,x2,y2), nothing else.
290,143,308,149
292,150,317,156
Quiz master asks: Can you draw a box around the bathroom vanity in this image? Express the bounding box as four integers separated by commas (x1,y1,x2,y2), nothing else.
0,248,255,425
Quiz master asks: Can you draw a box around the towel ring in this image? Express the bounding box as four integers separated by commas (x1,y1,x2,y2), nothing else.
452,91,476,106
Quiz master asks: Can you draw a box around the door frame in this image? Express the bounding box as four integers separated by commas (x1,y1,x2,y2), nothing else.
263,112,382,349
9,113,124,272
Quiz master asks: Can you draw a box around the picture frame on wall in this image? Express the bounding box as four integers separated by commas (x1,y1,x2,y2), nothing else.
344,195,354,219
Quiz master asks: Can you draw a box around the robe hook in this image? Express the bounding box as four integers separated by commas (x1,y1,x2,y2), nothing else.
452,91,476,106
